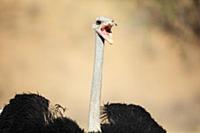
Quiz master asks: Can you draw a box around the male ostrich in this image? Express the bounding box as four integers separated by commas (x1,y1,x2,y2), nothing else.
0,17,166,133
88,16,165,133
88,16,116,132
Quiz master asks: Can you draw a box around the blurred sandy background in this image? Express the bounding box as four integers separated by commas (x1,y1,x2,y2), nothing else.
0,0,200,132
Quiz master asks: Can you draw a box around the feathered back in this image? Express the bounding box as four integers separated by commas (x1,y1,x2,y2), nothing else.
101,103,166,133
0,93,50,133
0,93,84,133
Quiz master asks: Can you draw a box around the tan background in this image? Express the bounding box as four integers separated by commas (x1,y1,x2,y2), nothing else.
0,0,200,132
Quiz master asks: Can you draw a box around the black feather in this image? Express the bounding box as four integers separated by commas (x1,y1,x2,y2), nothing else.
0,93,166,133
101,103,166,133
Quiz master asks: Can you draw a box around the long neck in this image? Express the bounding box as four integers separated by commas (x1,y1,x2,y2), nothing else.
88,33,105,132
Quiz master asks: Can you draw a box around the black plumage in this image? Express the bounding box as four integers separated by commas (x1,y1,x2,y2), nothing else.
101,103,166,133
0,93,166,133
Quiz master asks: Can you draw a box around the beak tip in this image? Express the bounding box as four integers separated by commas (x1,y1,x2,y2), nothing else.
108,39,114,44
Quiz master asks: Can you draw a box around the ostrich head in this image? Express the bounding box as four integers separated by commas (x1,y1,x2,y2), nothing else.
93,16,117,44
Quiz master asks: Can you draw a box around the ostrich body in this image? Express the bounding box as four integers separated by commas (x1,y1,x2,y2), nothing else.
89,16,116,132
0,93,166,133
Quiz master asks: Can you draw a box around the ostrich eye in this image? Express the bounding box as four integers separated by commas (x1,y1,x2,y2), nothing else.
96,20,101,25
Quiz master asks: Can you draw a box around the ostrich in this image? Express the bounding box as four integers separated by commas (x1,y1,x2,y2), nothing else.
0,17,166,133
88,16,165,133
88,16,116,132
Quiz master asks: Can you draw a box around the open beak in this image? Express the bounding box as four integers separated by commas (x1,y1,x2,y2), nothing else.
96,21,117,44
